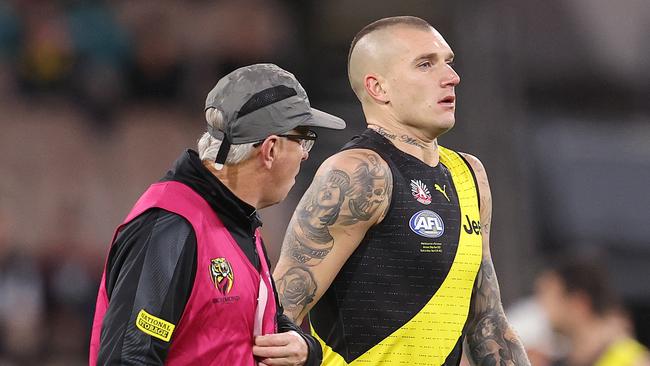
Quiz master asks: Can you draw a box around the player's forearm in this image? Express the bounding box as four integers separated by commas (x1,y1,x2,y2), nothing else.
275,222,326,323
465,259,530,366
275,262,318,323
465,311,529,366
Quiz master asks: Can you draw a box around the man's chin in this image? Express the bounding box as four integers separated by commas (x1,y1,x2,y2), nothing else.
441,116,457,131
441,116,456,129
427,121,454,139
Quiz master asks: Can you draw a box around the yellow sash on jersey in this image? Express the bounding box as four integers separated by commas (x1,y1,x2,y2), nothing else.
595,338,649,366
314,146,483,365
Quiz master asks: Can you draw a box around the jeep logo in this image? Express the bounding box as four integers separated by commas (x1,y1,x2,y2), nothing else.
462,215,481,235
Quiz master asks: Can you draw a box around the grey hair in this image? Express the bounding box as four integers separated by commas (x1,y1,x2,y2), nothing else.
197,108,257,167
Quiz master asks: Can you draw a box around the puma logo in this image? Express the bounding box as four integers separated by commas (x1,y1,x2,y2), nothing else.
434,184,450,202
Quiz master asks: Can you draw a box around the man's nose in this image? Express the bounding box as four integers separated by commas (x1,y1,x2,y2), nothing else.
443,66,460,87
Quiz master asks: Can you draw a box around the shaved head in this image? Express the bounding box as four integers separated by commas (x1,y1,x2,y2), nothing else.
346,16,459,136
348,16,434,101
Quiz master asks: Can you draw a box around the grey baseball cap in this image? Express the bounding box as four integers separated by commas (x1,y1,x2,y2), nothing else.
205,63,346,167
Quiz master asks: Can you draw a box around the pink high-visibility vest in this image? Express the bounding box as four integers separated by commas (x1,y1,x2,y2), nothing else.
89,181,277,365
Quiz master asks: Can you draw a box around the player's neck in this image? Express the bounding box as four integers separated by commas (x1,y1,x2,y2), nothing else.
367,123,440,167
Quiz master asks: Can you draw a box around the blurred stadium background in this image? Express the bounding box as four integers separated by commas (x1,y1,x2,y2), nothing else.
0,0,648,364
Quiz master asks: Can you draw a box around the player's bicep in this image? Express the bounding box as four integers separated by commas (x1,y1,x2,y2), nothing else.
274,150,392,322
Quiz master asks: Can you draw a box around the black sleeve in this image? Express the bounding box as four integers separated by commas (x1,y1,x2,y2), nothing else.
97,208,197,365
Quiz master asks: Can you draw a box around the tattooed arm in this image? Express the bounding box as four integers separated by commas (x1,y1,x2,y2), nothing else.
460,153,530,366
274,149,392,323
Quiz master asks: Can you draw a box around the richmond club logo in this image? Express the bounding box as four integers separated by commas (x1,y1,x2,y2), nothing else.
210,258,234,295
410,179,432,205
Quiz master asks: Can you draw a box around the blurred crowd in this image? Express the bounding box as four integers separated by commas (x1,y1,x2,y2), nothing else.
0,0,296,122
0,207,97,365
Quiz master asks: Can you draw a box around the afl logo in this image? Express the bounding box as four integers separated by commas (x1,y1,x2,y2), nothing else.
409,210,445,238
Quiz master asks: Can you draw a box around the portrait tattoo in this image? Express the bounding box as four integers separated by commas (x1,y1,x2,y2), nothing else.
291,169,351,265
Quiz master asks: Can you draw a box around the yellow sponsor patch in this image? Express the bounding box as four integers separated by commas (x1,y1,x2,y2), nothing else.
135,309,175,342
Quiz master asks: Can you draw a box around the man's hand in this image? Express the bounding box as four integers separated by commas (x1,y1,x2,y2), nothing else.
253,331,308,366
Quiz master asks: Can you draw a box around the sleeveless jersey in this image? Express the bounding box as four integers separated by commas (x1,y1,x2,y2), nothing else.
90,181,277,365
310,129,482,365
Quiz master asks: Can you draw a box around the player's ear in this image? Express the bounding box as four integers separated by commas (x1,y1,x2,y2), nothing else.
364,74,389,104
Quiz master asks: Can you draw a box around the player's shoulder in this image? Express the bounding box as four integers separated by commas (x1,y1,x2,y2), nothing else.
457,151,487,177
317,148,390,174
456,151,491,205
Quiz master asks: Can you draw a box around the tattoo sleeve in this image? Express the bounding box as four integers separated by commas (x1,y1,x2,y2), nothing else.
283,155,389,267
465,259,531,366
277,153,391,321
282,169,351,267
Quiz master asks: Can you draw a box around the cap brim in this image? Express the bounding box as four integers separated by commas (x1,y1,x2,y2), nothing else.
301,107,346,130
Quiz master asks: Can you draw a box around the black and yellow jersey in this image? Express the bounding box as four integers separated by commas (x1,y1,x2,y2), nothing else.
310,129,482,365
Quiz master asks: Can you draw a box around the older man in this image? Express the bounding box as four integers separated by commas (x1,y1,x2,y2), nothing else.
89,64,345,365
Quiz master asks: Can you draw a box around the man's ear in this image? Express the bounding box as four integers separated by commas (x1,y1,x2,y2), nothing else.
258,136,278,169
364,74,389,104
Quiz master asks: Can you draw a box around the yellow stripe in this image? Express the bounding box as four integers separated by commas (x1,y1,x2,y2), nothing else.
317,146,482,365
312,323,350,365
595,338,649,366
